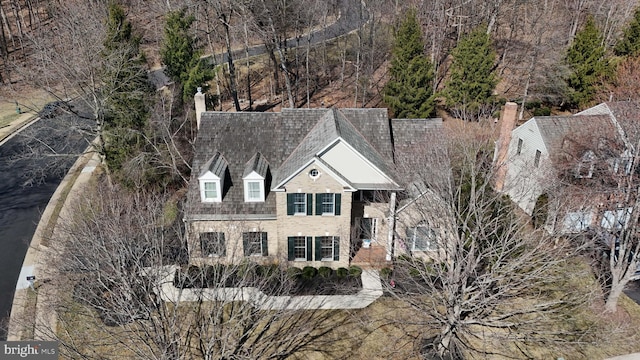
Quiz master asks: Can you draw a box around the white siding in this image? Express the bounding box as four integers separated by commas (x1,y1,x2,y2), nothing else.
320,141,391,185
502,119,552,215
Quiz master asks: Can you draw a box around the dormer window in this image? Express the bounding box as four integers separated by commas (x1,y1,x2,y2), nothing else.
243,177,265,202
243,152,269,203
199,151,227,203
204,182,219,200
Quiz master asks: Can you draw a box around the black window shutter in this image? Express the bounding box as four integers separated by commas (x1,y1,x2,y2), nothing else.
333,236,340,261
316,194,322,215
242,233,250,256
220,233,227,256
335,194,341,215
261,233,268,256
306,236,313,260
287,194,294,215
315,237,322,261
306,194,313,215
287,237,295,260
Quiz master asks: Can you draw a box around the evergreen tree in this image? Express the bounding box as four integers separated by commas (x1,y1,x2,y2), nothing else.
614,7,640,57
442,25,497,120
101,2,151,173
383,9,435,118
565,16,609,109
161,8,196,84
161,8,213,103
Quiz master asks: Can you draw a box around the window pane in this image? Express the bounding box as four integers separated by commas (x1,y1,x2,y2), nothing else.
412,226,435,251
321,194,334,214
248,181,261,199
293,193,306,214
293,236,306,260
245,232,263,255
204,182,217,199
320,236,334,260
200,232,224,256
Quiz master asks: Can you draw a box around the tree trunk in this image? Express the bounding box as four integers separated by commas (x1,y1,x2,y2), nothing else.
243,21,252,110
605,280,625,313
221,13,240,112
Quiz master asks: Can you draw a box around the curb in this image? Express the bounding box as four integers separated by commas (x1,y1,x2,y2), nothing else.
6,144,99,341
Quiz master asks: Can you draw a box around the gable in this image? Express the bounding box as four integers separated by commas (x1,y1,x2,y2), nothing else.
319,140,398,188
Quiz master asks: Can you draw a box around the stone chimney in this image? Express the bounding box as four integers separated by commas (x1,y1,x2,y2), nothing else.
494,102,518,192
194,87,206,129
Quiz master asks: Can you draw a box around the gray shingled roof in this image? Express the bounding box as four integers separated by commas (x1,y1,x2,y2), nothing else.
603,101,640,147
390,118,449,192
532,114,622,169
200,151,228,178
243,152,269,178
534,115,617,154
186,108,442,220
274,108,399,187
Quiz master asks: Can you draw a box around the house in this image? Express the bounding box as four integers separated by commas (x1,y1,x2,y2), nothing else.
184,89,449,269
495,101,640,234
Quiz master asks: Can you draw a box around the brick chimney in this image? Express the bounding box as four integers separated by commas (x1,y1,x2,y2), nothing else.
194,87,206,129
494,102,518,192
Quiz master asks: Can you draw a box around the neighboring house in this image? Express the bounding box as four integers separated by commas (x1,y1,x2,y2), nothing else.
184,90,448,269
495,101,640,235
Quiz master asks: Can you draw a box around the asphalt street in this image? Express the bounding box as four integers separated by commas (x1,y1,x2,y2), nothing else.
0,111,93,340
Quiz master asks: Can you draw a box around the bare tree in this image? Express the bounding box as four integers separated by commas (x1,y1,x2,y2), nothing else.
34,183,350,359
546,102,640,313
386,131,590,358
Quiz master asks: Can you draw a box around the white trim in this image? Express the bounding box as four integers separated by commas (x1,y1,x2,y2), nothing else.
199,170,222,203
318,137,399,186
244,179,265,202
273,157,355,191
199,179,221,202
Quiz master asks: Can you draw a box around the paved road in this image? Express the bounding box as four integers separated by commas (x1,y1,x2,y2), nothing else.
210,0,368,64
150,0,369,89
0,111,93,340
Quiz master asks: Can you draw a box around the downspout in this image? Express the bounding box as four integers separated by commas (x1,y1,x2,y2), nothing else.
387,191,397,262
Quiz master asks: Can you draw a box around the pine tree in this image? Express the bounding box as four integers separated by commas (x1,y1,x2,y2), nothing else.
565,16,609,109
161,8,213,103
614,7,640,57
101,2,151,173
161,8,197,84
442,25,497,121
383,9,435,118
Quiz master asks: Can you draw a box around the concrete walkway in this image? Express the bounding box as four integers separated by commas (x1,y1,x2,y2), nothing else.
0,112,37,145
146,265,383,310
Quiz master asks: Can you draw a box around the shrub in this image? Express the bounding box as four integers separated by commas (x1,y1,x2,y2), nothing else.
336,267,349,278
257,264,279,277
379,267,393,279
302,266,318,280
349,265,363,278
533,106,551,116
286,267,302,279
237,261,257,279
318,266,333,278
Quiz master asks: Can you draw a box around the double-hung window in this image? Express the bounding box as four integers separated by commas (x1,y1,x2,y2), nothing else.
288,236,312,261
246,181,262,201
315,193,342,215
243,232,268,256
287,193,313,215
204,182,218,200
407,226,437,251
315,236,340,261
200,232,226,257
